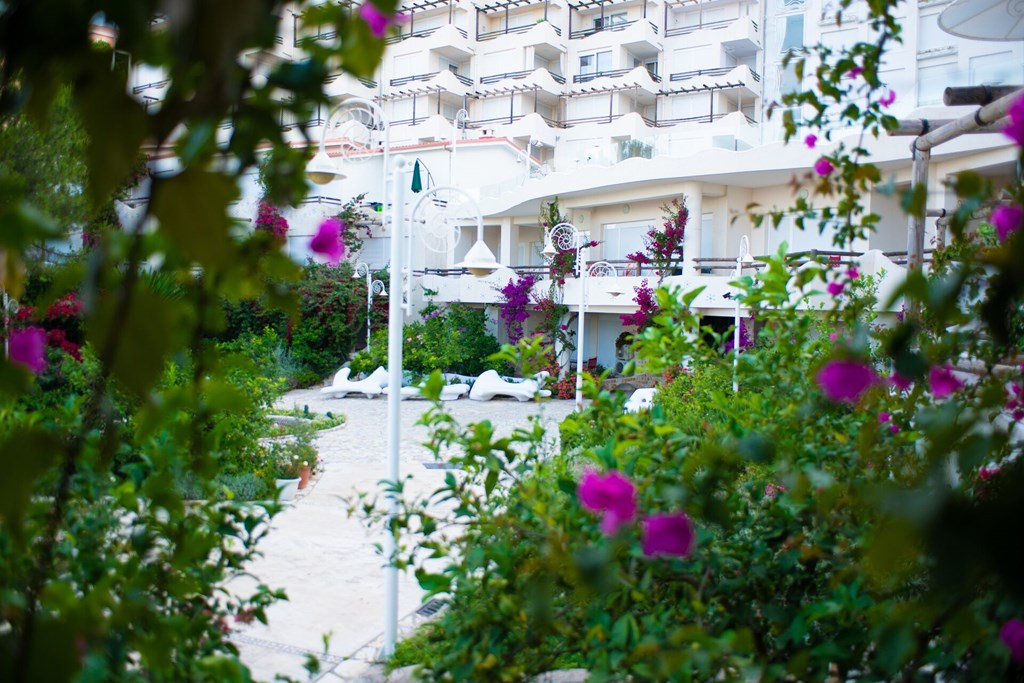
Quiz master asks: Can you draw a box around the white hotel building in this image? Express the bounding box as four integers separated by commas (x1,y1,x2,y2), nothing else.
130,0,1022,371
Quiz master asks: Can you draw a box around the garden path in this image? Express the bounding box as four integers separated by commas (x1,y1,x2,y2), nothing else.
227,389,575,682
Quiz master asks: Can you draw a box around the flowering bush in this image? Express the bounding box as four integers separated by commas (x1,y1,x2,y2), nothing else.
626,197,687,278
497,274,536,344
618,279,658,330
255,200,289,241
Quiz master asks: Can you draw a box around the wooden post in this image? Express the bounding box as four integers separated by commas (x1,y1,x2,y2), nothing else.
943,84,1021,106
907,145,929,273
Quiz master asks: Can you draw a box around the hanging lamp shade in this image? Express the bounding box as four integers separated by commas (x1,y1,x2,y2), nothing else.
411,159,423,193
939,0,1024,41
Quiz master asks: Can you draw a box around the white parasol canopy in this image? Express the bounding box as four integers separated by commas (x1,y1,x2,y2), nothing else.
939,0,1024,41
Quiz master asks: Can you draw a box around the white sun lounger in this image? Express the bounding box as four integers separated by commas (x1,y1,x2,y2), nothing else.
468,370,551,402
319,366,388,398
381,383,470,401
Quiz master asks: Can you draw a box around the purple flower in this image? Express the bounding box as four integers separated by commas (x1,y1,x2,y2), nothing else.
578,470,636,535
992,205,1023,242
360,2,407,37
642,512,695,558
979,465,1000,481
891,373,913,391
1003,93,1024,146
816,359,877,404
827,281,845,297
879,89,896,108
814,157,834,177
878,411,891,423
928,365,963,398
847,66,863,79
8,327,47,375
889,424,900,434
1001,618,1024,664
310,218,345,264
804,134,817,149
846,266,860,280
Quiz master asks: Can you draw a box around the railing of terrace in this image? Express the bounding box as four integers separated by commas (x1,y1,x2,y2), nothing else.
569,18,658,39
132,78,171,94
385,25,469,43
691,249,935,272
670,66,760,82
390,71,473,87
480,69,566,84
664,16,754,37
477,21,563,40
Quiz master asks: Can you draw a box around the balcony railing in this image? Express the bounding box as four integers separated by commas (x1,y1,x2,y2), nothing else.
385,25,468,43
574,67,660,84
669,66,759,83
477,21,562,40
467,113,564,128
665,17,759,37
390,71,473,87
569,19,657,40
480,69,566,84
132,78,171,95
324,73,378,89
653,111,755,127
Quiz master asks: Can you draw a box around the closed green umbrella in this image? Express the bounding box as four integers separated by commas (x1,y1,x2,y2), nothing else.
411,159,423,193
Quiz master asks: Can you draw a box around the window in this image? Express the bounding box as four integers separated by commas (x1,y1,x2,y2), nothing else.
970,52,1021,86
917,61,958,106
780,14,804,53
594,12,627,29
579,51,612,75
603,221,652,261
634,57,659,77
917,12,952,55
779,61,801,96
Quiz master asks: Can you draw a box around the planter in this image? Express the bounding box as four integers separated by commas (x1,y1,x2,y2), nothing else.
298,466,312,490
275,477,300,501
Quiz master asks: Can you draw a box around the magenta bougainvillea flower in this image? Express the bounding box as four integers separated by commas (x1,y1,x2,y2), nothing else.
816,359,877,404
814,158,834,177
979,465,1000,481
309,218,345,264
641,512,695,558
878,411,891,423
847,266,859,280
8,327,47,375
1001,618,1024,664
827,281,845,297
891,373,913,391
847,66,863,79
879,89,896,108
928,365,963,398
992,205,1024,242
578,470,637,535
360,2,407,37
1003,93,1024,146
804,134,818,149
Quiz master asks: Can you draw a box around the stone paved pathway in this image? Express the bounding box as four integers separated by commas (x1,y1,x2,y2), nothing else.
227,390,575,682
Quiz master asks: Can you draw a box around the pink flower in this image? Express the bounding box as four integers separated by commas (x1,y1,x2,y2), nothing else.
1001,618,1024,664
992,205,1024,242
889,424,900,434
928,365,963,398
642,512,695,558
764,483,786,498
8,327,47,375
816,359,877,404
1003,93,1024,146
878,411,891,423
846,266,859,280
814,157,834,177
360,2,407,37
847,66,863,79
309,218,345,264
891,373,913,391
578,470,637,535
827,281,845,297
804,134,818,149
879,89,896,108
829,333,838,341
979,465,1000,481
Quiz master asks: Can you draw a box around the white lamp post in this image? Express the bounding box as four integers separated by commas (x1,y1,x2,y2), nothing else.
543,224,621,410
354,261,387,353
732,234,754,393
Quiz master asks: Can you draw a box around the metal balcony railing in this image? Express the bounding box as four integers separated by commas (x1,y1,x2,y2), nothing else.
480,69,566,84
390,71,473,87
665,17,758,37
669,66,759,83
569,18,657,39
385,25,468,43
132,78,171,94
324,73,379,89
574,67,659,84
477,21,562,40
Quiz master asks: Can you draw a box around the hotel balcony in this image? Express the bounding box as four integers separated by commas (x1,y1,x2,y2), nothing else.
666,63,760,98
388,69,475,94
386,22,475,59
569,16,663,56
479,67,567,93
664,15,761,55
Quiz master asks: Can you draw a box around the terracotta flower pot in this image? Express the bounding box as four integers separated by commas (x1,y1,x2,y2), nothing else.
298,466,312,490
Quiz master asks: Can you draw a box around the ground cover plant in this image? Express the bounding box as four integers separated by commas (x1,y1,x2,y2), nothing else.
0,0,396,680
357,1,1024,679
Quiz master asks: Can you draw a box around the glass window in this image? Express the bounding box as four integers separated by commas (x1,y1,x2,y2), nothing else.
917,12,951,54
970,51,1021,86
603,221,652,261
579,51,611,75
917,61,958,106
780,14,804,53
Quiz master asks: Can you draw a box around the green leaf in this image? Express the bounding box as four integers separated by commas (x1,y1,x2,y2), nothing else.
150,169,238,268
0,428,61,544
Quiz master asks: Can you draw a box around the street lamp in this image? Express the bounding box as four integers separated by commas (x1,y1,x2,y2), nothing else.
354,261,387,353
543,223,620,410
732,234,754,393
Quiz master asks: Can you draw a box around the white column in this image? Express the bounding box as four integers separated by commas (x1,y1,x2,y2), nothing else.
681,182,702,278
499,216,513,266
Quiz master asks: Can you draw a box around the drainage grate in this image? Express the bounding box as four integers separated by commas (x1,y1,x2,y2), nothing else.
422,462,462,470
416,598,446,617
